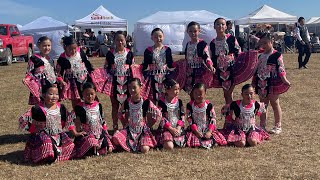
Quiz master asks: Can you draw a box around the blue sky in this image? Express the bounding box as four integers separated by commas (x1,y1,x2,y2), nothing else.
2,0,320,33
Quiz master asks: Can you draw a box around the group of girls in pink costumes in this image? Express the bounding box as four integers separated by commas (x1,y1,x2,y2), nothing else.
18,17,290,163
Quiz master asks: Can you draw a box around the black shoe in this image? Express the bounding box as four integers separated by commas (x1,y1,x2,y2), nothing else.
303,65,308,69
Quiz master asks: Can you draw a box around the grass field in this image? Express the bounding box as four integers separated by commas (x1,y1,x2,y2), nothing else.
0,53,319,179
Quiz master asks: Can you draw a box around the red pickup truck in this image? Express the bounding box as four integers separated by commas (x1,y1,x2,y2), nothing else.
0,24,34,65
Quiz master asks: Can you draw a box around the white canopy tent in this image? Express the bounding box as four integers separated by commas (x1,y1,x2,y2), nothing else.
20,16,70,58
16,24,23,30
235,5,297,25
74,5,127,31
134,10,229,55
306,17,320,35
306,17,320,24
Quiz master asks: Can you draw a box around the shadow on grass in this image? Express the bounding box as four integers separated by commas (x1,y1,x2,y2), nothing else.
0,150,27,165
0,134,30,145
0,150,52,166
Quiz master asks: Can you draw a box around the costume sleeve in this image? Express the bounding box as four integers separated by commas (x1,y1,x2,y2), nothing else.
55,57,64,78
222,101,237,121
31,105,46,122
207,103,216,130
80,48,93,73
142,99,150,117
255,101,266,116
66,110,76,131
60,104,67,123
230,101,240,118
98,103,107,130
175,99,185,127
179,99,185,117
198,41,212,65
165,47,174,68
209,40,217,67
277,54,286,77
158,100,168,128
59,104,71,129
158,100,167,114
74,105,87,124
143,99,162,127
105,51,114,70
203,43,213,66
143,48,152,72
184,43,188,60
127,50,135,65
26,55,41,74
186,102,193,125
118,100,128,127
18,108,33,132
228,35,241,58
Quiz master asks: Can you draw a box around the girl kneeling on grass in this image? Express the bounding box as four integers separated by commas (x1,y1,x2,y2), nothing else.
72,82,113,158
186,83,227,149
220,84,270,147
157,78,186,150
112,78,161,153
19,83,75,163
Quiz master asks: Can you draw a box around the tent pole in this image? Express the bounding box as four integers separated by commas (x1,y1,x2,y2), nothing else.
126,20,128,37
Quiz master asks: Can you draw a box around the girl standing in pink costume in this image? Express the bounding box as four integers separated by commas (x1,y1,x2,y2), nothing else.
253,33,291,134
72,82,113,157
221,84,270,147
183,21,215,94
210,18,241,104
19,83,75,163
142,28,174,103
56,36,94,108
112,78,161,153
157,78,186,150
186,83,227,148
23,36,58,105
104,31,134,131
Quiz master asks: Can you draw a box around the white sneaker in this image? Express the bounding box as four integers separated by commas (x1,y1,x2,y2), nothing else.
269,127,282,134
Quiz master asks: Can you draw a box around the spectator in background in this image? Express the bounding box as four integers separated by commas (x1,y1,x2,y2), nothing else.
89,31,96,41
311,33,320,44
96,31,106,45
294,17,311,69
126,35,133,51
248,31,260,50
237,32,248,52
225,20,234,36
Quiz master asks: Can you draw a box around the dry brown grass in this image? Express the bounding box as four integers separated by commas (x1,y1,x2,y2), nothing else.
0,53,319,180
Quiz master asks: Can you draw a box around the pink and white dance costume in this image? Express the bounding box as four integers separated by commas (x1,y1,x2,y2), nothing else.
157,97,186,147
252,50,290,99
220,100,270,145
73,101,113,157
183,40,213,94
210,34,241,91
186,100,227,148
142,46,174,101
56,47,93,101
24,54,57,105
112,98,161,152
18,103,75,163
104,48,134,102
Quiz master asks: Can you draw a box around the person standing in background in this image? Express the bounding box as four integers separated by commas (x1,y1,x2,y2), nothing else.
294,17,311,69
225,20,235,36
